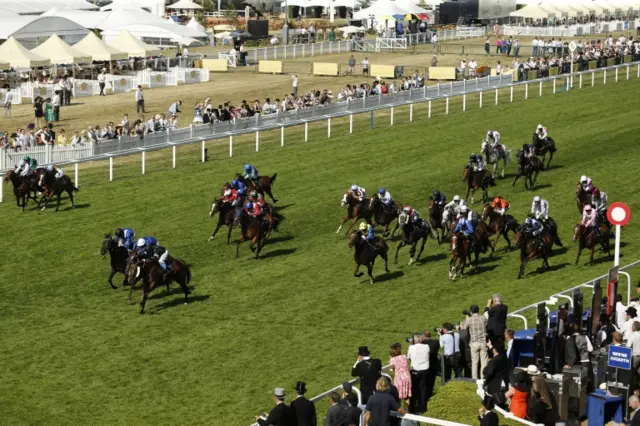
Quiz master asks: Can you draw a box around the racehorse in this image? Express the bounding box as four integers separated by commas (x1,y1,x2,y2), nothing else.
449,232,471,280
208,199,237,244
512,150,543,191
37,169,79,211
236,211,280,259
336,192,372,235
572,223,612,265
462,167,496,204
368,196,400,237
126,252,192,314
481,203,519,249
481,141,511,179
395,214,437,265
575,183,592,215
348,230,390,284
236,173,278,203
3,170,32,211
531,133,557,168
101,234,132,289
427,197,446,243
515,229,553,279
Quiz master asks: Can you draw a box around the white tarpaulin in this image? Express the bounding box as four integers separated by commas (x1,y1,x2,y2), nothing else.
353,0,412,19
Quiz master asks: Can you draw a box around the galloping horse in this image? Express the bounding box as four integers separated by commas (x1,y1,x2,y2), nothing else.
3,170,32,211
236,173,278,203
481,203,519,249
368,196,400,237
575,183,592,215
515,229,553,279
126,252,192,314
427,197,446,243
236,212,280,259
336,192,372,235
462,167,495,204
208,199,237,244
481,141,511,179
348,230,390,284
37,169,79,211
531,133,557,169
512,150,543,191
449,232,471,280
395,214,437,265
573,223,612,265
101,234,132,289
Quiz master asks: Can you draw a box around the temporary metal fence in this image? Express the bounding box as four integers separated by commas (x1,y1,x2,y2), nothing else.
1,144,94,171
502,19,640,37
1,60,640,203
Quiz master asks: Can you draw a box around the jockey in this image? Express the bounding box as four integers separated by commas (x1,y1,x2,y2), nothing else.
349,184,367,202
485,130,502,149
592,189,608,218
402,205,420,224
248,189,265,206
468,153,484,172
140,244,171,278
47,164,64,179
453,214,475,248
442,195,463,225
523,217,544,242
221,186,238,204
491,196,510,216
243,163,259,182
535,124,548,141
431,190,446,208
457,204,477,224
15,159,26,175
115,227,136,250
19,156,32,177
135,236,158,252
581,204,598,233
530,196,549,222
359,221,376,246
244,201,262,218
522,143,535,160
377,188,393,211
579,175,595,194
231,179,246,193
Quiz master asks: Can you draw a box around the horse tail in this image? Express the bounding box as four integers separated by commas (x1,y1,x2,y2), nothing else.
270,173,278,184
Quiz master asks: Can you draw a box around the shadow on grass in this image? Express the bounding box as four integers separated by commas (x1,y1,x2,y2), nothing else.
260,248,297,259
267,235,295,244
149,286,190,300
152,294,210,313
68,203,91,210
417,252,448,264
274,203,296,211
372,270,405,283
472,264,499,274
534,183,553,190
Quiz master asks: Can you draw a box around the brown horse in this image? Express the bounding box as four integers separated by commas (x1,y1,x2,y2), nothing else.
575,183,592,215
37,169,79,211
126,252,192,314
3,170,31,211
572,223,612,265
512,150,543,191
515,230,553,279
449,232,471,280
236,173,278,203
336,192,372,235
481,203,520,249
236,211,280,259
395,215,437,265
462,167,495,204
348,230,390,284
368,196,400,237
427,197,445,243
208,198,237,244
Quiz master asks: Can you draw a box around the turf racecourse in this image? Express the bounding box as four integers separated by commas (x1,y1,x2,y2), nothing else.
2,75,640,425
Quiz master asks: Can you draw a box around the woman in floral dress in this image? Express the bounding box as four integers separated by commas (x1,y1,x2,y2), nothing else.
389,342,412,407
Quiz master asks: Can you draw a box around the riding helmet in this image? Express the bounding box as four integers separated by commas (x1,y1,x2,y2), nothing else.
493,197,501,204
244,202,253,209
537,124,543,130
136,238,146,248
232,179,238,187
533,196,540,203
580,175,587,183
378,188,385,195
453,195,460,202
244,164,251,171
460,205,468,213
403,205,411,212
238,188,246,196
115,228,122,236
351,184,358,191
433,190,440,198
359,222,368,231
47,164,54,171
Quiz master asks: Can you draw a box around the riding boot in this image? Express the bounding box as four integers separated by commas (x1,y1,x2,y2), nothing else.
163,267,171,283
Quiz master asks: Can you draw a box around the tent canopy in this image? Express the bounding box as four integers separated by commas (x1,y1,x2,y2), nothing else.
333,0,361,7
0,0,97,14
166,0,203,9
31,33,91,64
107,29,161,57
186,16,204,32
0,37,50,67
353,0,412,19
509,4,555,18
73,31,128,61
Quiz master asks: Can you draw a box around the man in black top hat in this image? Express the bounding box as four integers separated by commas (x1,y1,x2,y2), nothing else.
290,381,317,426
351,346,382,404
256,388,296,426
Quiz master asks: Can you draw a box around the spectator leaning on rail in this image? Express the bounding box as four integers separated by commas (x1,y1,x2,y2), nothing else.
464,305,488,380
291,381,317,426
324,392,344,426
485,293,508,350
406,334,429,413
256,387,296,426
351,346,382,404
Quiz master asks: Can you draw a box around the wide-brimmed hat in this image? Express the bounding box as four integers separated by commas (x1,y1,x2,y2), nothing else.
358,346,370,356
273,388,285,398
526,365,541,376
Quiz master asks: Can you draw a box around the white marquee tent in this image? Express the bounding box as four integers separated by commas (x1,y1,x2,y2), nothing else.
0,0,97,14
186,16,205,32
107,29,162,57
73,31,128,61
510,3,562,18
0,37,50,67
0,16,90,48
353,0,413,19
166,0,204,9
31,33,91,64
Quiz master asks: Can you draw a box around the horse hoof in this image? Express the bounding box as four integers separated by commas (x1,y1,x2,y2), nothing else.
207,236,214,241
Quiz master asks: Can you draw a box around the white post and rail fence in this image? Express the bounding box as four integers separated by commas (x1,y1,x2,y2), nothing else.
2,61,640,204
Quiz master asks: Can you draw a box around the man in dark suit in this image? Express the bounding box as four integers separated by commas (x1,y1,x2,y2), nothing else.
336,393,361,426
478,395,499,426
486,294,508,350
628,395,640,426
324,392,344,426
290,381,317,426
350,346,382,404
257,388,296,426
423,330,440,402
482,345,509,399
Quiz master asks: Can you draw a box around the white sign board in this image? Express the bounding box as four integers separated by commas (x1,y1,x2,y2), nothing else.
569,41,577,52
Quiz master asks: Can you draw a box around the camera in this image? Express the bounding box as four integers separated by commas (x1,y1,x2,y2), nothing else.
406,336,414,344
463,310,471,317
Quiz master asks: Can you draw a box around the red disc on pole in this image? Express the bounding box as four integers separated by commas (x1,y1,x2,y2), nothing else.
607,202,631,226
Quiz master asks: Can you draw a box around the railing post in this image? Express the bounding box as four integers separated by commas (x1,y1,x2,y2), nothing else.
463,79,466,92
592,71,595,86
423,85,426,98
604,69,607,84
229,136,233,157
495,88,498,105
445,96,449,114
428,100,431,118
449,81,453,93
74,162,78,187
327,117,331,138
109,156,113,182
390,107,394,125
579,74,583,89
305,122,309,141
437,84,440,96
510,85,514,102
255,131,259,151
479,91,483,108
312,43,315,56
141,150,145,175
280,126,284,147
293,45,296,58
0,173,3,203
637,64,639,78
201,140,206,162
190,124,194,138
539,80,542,96
462,94,466,111
409,104,413,122
524,83,528,99
626,65,630,80
553,78,556,94
615,67,618,82
476,77,478,89
172,145,176,168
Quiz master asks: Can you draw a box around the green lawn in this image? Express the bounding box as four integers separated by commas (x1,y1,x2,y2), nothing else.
2,72,640,425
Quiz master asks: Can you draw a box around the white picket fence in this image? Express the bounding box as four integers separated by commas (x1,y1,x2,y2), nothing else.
1,61,639,204
0,144,94,171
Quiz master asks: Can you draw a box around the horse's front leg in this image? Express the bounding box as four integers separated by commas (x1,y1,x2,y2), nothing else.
235,236,245,259
501,158,506,178
108,270,117,290
518,256,527,279
208,222,222,241
492,163,497,179
589,246,596,265
416,237,427,263
394,241,405,265
337,214,352,234
354,263,363,278
383,223,390,237
512,174,521,188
